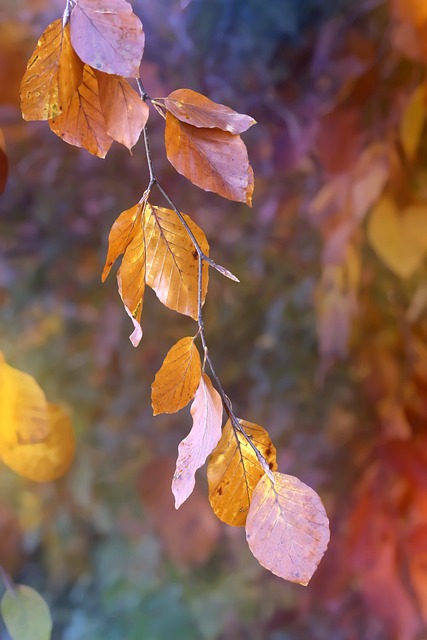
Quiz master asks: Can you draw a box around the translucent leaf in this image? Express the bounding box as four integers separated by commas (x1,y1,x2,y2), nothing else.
165,113,253,205
399,84,426,161
368,196,427,279
102,203,143,281
172,372,223,509
246,472,330,585
1,585,52,640
1,404,75,482
96,71,149,151
70,0,145,77
163,88,255,134
207,419,277,526
0,354,50,447
49,65,113,158
20,20,83,121
144,204,209,319
152,337,201,415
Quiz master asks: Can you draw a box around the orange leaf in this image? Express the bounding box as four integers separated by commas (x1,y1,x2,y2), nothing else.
400,84,426,161
96,71,149,151
151,336,201,415
70,0,145,77
207,419,277,527
144,204,209,319
245,472,330,585
165,112,253,205
20,20,83,121
1,404,75,483
163,88,255,134
172,372,223,508
102,203,143,281
49,65,113,158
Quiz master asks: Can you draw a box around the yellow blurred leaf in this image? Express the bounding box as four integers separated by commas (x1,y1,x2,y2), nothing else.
151,336,201,415
0,354,50,447
245,472,330,585
144,204,209,319
368,196,427,278
400,85,426,161
1,584,52,640
1,404,75,483
207,419,277,527
20,20,83,121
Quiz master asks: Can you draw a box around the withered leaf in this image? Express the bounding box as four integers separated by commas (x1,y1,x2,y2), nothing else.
151,336,201,415
49,65,113,158
144,204,209,319
102,202,143,281
20,20,83,121
163,88,255,134
172,372,223,509
165,112,253,205
96,71,149,151
246,472,330,585
70,0,145,77
207,419,277,527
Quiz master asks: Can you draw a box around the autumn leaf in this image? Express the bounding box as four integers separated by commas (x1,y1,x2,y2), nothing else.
1,585,52,640
0,353,50,447
245,472,330,585
163,88,256,134
399,84,426,161
70,0,145,78
172,372,223,509
96,71,149,151
151,336,201,415
49,65,113,158
207,419,278,526
1,403,75,483
165,112,253,205
20,20,83,121
116,208,145,321
144,204,209,319
0,129,8,194
368,196,427,279
102,202,143,281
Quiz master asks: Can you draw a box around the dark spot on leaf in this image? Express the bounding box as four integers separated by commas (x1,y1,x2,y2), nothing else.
217,487,223,495
269,461,274,469
265,447,272,456
192,249,197,259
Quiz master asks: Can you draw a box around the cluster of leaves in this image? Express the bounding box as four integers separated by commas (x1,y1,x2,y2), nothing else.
10,4,331,629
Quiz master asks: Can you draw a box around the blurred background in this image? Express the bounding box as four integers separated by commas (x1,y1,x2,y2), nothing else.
2,0,427,638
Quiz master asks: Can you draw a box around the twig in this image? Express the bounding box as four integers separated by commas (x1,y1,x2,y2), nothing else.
137,79,273,481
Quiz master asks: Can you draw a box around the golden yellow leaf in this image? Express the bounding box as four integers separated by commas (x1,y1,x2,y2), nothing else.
20,20,83,121
207,419,277,527
400,85,426,161
246,472,330,585
102,203,143,281
152,336,201,415
144,204,209,319
1,404,75,483
368,196,427,279
49,65,113,158
0,354,50,447
118,208,145,319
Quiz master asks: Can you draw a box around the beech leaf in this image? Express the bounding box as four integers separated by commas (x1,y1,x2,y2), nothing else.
245,472,330,585
165,112,253,205
70,0,145,77
172,372,223,509
1,585,52,640
207,419,278,527
20,20,83,121
96,71,149,151
144,204,209,319
49,65,113,158
102,203,143,281
163,88,256,134
151,336,201,415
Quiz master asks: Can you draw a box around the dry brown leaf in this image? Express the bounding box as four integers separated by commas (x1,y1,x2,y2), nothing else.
165,112,253,205
70,0,145,77
207,419,277,527
172,372,223,508
163,88,255,134
144,204,209,319
96,71,149,151
400,84,426,161
246,472,330,585
49,65,113,158
151,336,201,415
20,20,83,121
1,404,75,483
